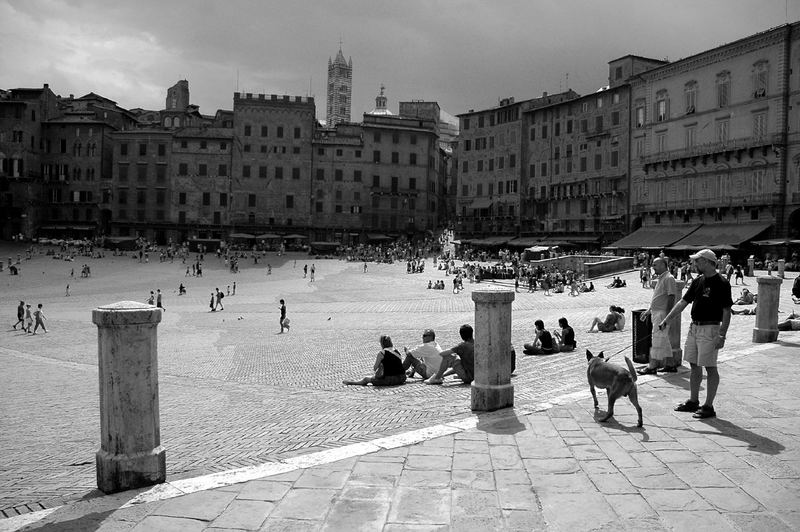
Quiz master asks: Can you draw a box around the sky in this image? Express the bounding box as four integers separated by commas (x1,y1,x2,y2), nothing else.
2,0,799,121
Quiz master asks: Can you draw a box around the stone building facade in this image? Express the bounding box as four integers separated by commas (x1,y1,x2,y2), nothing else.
628,22,800,242
0,85,59,238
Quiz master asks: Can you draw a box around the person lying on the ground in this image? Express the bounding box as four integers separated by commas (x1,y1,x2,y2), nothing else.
588,306,625,332
778,311,800,331
734,288,755,305
553,317,577,352
523,319,556,355
424,324,475,385
343,335,407,386
403,328,442,379
731,306,757,315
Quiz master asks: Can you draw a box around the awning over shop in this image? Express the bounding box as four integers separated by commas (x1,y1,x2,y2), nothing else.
229,233,255,239
507,237,545,247
367,233,392,241
256,233,281,239
609,224,701,249
469,198,493,210
470,236,510,246
283,234,308,239
670,223,771,248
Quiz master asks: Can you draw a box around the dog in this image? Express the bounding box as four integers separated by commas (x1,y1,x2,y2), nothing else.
586,350,643,427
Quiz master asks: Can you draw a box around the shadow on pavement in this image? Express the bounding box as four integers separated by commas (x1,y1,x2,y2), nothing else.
681,418,785,455
476,410,526,435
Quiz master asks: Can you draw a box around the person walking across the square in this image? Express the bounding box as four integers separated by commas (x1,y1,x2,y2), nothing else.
279,299,288,333
659,249,732,419
24,304,33,332
13,300,25,329
32,303,47,334
156,289,164,311
638,257,678,375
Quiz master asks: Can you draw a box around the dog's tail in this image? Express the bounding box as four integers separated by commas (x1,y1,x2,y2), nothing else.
624,356,637,383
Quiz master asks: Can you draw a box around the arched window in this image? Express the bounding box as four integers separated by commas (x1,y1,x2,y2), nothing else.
73,142,81,156
716,71,731,108
655,89,669,122
684,81,697,114
752,60,768,98
174,117,180,127
164,117,172,127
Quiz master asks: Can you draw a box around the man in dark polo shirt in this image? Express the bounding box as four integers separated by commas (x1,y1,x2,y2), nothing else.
659,249,733,419
424,324,475,385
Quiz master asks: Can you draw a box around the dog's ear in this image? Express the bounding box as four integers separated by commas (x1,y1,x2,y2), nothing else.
598,352,605,359
586,350,593,361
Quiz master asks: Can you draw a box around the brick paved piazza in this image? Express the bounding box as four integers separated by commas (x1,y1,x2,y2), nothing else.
1,243,794,514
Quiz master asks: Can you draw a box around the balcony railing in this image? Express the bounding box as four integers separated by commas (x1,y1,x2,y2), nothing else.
632,192,783,211
639,133,783,165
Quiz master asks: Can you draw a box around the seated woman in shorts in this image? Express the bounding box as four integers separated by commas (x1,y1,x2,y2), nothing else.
343,335,407,386
588,306,625,332
553,317,577,352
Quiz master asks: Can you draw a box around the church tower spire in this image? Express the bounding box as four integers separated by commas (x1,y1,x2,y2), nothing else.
326,43,352,127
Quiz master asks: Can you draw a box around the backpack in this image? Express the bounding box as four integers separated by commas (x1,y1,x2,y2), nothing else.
219,292,224,299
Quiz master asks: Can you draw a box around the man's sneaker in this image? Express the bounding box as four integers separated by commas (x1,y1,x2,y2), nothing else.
424,377,444,385
659,366,678,373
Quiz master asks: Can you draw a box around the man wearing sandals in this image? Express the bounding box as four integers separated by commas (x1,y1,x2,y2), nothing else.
638,257,678,375
659,249,732,419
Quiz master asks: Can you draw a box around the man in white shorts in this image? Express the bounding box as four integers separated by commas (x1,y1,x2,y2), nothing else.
659,249,732,419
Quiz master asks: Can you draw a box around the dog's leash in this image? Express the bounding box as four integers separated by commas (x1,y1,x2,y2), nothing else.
603,332,653,362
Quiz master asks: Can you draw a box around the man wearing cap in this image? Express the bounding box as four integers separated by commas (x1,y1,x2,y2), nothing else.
659,249,733,419
402,329,442,379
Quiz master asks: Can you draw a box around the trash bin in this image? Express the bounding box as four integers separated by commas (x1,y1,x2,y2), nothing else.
631,308,651,364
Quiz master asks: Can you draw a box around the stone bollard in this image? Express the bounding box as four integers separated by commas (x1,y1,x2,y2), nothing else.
471,287,515,411
93,301,166,493
747,256,755,277
667,280,686,367
778,259,785,279
753,277,782,343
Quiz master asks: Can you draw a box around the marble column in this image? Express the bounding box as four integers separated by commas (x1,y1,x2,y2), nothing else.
753,277,782,343
777,259,785,279
93,301,166,493
747,256,755,277
471,287,515,411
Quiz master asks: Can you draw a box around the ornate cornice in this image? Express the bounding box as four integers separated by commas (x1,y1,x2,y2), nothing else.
636,26,790,82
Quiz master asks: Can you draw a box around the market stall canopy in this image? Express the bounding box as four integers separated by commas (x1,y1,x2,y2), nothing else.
228,233,255,239
525,245,554,252
470,236,510,246
282,234,308,239
670,223,771,248
367,233,392,241
752,238,796,246
469,198,493,210
507,237,545,247
256,233,281,239
608,224,701,249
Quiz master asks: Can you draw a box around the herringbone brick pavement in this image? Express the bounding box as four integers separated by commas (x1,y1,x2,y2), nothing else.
1,243,790,518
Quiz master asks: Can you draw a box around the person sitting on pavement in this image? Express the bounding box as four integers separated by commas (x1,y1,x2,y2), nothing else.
402,329,442,380
424,324,475,385
734,288,755,305
523,319,557,355
778,311,800,331
343,335,407,386
792,276,800,304
553,317,577,352
588,305,625,332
